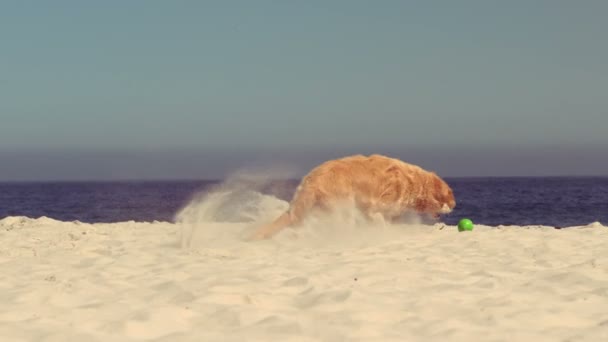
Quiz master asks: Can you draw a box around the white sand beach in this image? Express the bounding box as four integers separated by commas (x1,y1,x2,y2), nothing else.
1,192,607,342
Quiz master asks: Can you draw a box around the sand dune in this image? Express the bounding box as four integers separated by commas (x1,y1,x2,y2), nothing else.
1,193,607,341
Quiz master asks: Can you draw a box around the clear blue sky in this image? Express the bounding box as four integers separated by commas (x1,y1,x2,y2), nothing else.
1,1,607,180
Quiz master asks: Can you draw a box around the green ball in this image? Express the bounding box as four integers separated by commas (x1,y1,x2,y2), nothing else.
458,218,474,232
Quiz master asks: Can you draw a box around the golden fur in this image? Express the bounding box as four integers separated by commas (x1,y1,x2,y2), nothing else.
250,154,456,239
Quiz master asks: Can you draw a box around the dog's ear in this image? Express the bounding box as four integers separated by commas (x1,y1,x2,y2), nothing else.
414,198,428,212
432,174,443,194
415,197,438,212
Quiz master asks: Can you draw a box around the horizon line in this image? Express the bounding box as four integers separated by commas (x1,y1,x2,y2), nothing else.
1,174,607,184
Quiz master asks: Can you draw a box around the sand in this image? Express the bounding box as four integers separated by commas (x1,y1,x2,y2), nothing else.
1,191,608,342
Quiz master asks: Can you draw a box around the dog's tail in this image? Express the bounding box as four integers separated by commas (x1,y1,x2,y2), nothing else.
249,211,293,240
250,186,318,239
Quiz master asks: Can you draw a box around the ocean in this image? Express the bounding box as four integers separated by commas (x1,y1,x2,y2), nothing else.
1,177,607,227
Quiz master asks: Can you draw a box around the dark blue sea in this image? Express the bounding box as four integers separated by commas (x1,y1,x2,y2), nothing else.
1,177,607,227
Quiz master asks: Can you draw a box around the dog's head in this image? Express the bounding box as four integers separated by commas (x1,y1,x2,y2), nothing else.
412,173,456,217
432,173,456,215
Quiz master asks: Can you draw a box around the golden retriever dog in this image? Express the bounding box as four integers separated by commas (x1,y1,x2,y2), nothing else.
249,154,456,240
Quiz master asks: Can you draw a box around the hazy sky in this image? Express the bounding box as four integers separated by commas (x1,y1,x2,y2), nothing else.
1,1,607,180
